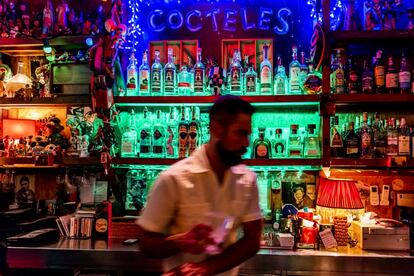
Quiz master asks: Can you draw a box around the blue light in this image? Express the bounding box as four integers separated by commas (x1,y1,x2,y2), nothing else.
85,37,94,47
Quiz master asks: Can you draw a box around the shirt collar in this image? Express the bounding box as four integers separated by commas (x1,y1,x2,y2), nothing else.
187,145,250,175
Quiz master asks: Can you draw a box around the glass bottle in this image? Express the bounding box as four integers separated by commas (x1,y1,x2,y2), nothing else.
260,44,272,95
398,117,410,155
178,58,192,95
386,118,398,156
289,46,301,94
373,50,385,94
372,112,387,158
274,55,288,95
362,58,374,94
166,107,178,158
385,56,398,94
229,50,242,95
302,64,322,94
126,52,138,96
299,51,308,93
344,121,360,158
164,48,177,95
330,116,343,158
244,63,258,95
139,107,152,158
150,50,163,95
304,124,320,157
331,48,345,94
153,110,166,158
138,50,150,96
347,56,360,94
188,106,200,155
360,112,373,158
399,53,411,94
120,109,137,157
288,124,302,157
193,48,206,95
178,106,189,158
272,128,286,158
253,127,271,159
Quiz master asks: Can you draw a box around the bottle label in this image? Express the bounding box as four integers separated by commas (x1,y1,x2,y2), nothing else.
121,141,133,154
374,66,385,86
127,69,137,89
346,138,359,155
399,71,411,89
178,125,188,158
166,126,175,157
335,70,344,93
231,68,241,91
151,69,161,93
164,68,175,93
260,66,271,91
362,75,373,92
398,135,410,155
331,132,343,147
194,69,204,93
275,78,286,94
290,67,300,92
246,75,257,94
274,142,285,155
386,73,398,88
256,144,268,157
361,132,372,149
387,135,398,155
139,70,149,92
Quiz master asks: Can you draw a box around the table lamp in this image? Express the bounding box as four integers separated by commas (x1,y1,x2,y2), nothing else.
316,178,364,224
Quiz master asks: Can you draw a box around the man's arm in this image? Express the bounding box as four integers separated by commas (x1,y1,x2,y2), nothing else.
138,228,180,258
201,218,263,274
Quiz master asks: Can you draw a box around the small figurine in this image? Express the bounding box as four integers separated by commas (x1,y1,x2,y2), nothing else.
56,0,69,33
45,116,65,147
79,135,90,158
0,63,12,97
42,0,54,37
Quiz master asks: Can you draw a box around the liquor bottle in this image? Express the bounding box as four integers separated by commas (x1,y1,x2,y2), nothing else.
386,118,398,156
139,107,152,158
126,53,138,96
385,56,398,94
347,56,360,94
360,112,373,158
299,51,308,93
120,109,137,157
304,124,320,157
330,116,343,157
178,59,192,95
150,50,163,95
399,53,411,94
411,127,414,159
193,48,206,95
398,117,410,155
289,46,301,94
260,44,272,95
229,50,242,95
362,58,373,94
253,127,271,158
372,112,387,158
188,106,200,155
331,48,345,94
166,107,178,158
164,48,177,95
373,50,385,94
138,50,150,96
344,122,360,158
153,110,166,158
288,124,302,157
244,63,258,95
178,106,189,158
274,56,288,95
302,64,322,94
272,128,286,158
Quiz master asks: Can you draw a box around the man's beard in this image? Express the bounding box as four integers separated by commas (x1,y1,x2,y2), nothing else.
216,140,246,167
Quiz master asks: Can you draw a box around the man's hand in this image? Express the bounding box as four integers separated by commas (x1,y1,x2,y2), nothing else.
166,224,214,255
162,262,209,276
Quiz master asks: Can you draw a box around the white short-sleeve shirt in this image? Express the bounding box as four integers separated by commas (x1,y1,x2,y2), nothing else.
137,145,262,275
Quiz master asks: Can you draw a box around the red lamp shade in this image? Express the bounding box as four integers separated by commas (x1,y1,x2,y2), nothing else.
317,178,364,209
2,119,36,138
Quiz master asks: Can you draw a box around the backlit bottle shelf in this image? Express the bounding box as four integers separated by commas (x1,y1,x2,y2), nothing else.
112,157,322,168
114,95,320,107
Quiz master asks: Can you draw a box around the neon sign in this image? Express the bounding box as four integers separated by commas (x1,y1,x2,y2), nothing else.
147,7,292,35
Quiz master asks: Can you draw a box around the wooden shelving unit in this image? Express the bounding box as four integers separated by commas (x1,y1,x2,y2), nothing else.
0,95,91,107
0,157,101,168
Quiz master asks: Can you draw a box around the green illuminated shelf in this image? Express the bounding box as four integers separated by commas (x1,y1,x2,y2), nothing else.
112,157,322,167
0,95,91,107
114,95,320,106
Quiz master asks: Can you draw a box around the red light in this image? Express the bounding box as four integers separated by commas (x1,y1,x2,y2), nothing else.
2,119,36,138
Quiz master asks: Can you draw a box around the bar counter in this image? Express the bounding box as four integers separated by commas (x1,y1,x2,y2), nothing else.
2,238,414,275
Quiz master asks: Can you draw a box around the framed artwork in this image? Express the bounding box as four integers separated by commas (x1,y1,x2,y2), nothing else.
14,174,36,207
